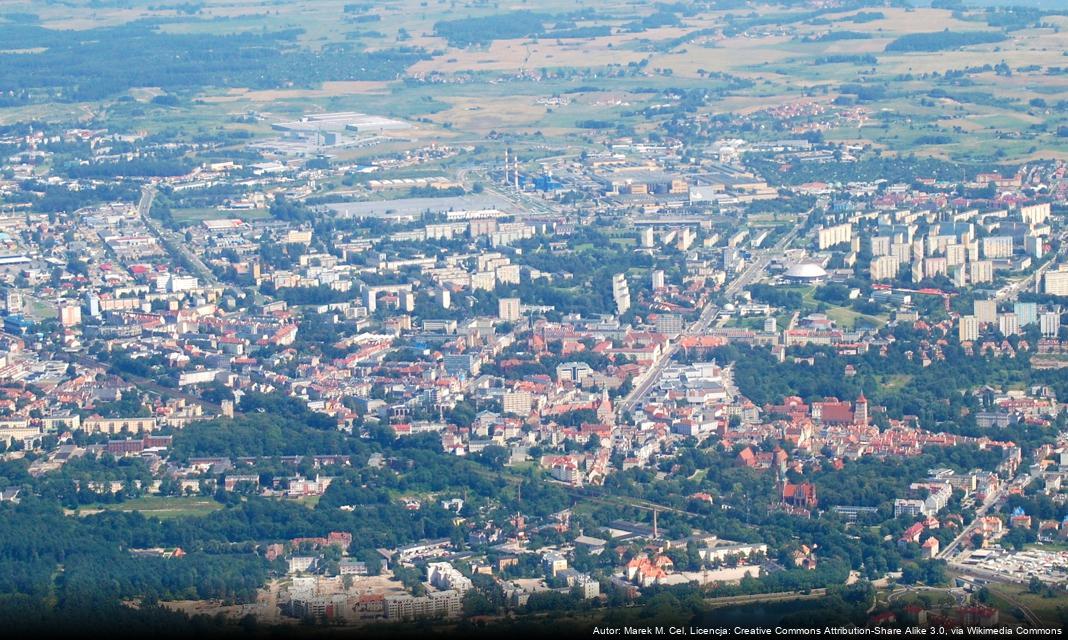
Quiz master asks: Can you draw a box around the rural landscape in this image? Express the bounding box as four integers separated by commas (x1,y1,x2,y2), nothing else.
1,0,1068,636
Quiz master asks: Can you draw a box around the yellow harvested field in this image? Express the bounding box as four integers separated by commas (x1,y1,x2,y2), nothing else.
825,8,980,34
45,11,148,30
427,96,552,132
412,41,636,75
821,39,893,55
410,24,716,75
652,36,797,77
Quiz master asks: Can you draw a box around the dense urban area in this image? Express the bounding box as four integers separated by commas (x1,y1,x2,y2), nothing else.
1,0,1068,635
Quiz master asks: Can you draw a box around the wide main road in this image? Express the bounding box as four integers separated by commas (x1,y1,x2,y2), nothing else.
938,492,1000,561
137,184,219,285
995,229,1067,302
939,468,1034,560
136,183,155,218
617,219,807,415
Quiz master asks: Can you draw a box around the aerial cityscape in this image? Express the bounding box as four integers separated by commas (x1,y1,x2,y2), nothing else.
0,0,1067,636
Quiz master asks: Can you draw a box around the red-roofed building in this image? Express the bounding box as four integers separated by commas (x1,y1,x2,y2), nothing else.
812,398,853,425
922,536,940,558
900,522,924,545
781,481,817,510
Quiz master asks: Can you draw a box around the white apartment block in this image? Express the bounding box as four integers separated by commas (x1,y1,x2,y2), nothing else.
503,390,533,416
959,315,979,343
1020,202,1050,225
384,590,462,621
818,223,852,250
1040,311,1061,337
982,236,1013,259
870,255,899,281
1045,267,1068,296
498,297,521,322
998,313,1019,336
427,563,472,595
974,299,997,325
969,260,993,284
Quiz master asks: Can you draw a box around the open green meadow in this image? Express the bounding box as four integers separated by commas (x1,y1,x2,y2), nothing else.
74,496,224,519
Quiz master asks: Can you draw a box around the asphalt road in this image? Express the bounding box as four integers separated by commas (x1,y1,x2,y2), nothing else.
138,185,218,285
618,219,806,415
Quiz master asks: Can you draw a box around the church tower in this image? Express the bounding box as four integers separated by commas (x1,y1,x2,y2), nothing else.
596,388,615,424
855,392,868,426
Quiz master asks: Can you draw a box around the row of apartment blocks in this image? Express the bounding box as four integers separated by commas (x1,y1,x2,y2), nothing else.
869,255,995,285
383,589,462,621
287,588,463,623
866,204,1052,285
958,300,1062,343
0,407,207,447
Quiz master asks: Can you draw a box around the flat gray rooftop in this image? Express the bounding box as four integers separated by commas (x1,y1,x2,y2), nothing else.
321,194,516,219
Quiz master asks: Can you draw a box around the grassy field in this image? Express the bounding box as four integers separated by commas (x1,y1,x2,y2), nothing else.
1027,542,1068,553
75,496,224,519
294,495,321,509
171,207,270,223
824,305,887,330
800,287,887,330
987,583,1068,627
727,312,792,333
875,374,913,393
23,295,59,321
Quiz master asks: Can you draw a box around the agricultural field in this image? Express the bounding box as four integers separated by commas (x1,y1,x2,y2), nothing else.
0,1,1064,162
2,1,1068,635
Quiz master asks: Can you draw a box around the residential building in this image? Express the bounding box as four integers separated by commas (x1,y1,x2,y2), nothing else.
1040,311,1061,337
384,591,462,621
974,299,997,325
959,315,979,343
503,391,532,416
870,256,899,281
651,270,665,290
498,297,521,322
998,313,1019,336
970,260,993,284
1014,302,1038,327
982,236,1013,259
612,273,631,315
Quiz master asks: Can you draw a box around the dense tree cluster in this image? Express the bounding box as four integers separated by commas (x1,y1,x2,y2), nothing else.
433,12,550,47
0,498,266,633
0,24,427,102
885,30,1006,53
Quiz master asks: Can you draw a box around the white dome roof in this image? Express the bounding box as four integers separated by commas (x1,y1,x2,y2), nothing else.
784,263,827,279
